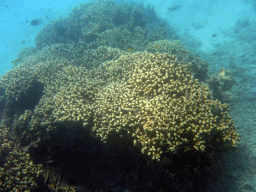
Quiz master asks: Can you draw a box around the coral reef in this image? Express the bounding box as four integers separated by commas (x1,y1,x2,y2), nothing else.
0,45,238,190
0,41,239,191
35,0,168,51
93,52,238,162
0,124,43,191
0,0,239,191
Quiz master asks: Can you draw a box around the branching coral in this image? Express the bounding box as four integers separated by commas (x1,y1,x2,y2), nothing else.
93,52,238,161
0,124,43,191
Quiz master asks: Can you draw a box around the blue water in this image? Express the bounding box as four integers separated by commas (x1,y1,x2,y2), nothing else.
0,0,90,76
1,0,256,191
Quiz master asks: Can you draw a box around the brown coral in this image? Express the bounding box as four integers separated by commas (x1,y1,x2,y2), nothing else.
0,39,238,190
0,124,43,191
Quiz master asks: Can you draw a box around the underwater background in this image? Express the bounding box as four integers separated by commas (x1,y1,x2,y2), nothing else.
0,0,256,191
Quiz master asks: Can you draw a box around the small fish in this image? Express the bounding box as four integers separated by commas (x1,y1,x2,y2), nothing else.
212,33,218,38
46,160,55,164
168,5,182,12
30,19,42,26
128,48,133,51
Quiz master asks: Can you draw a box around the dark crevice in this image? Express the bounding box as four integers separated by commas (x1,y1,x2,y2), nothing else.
7,81,44,119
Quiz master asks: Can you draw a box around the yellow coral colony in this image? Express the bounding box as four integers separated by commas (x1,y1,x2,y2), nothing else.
0,125,43,191
93,52,238,161
0,47,238,190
